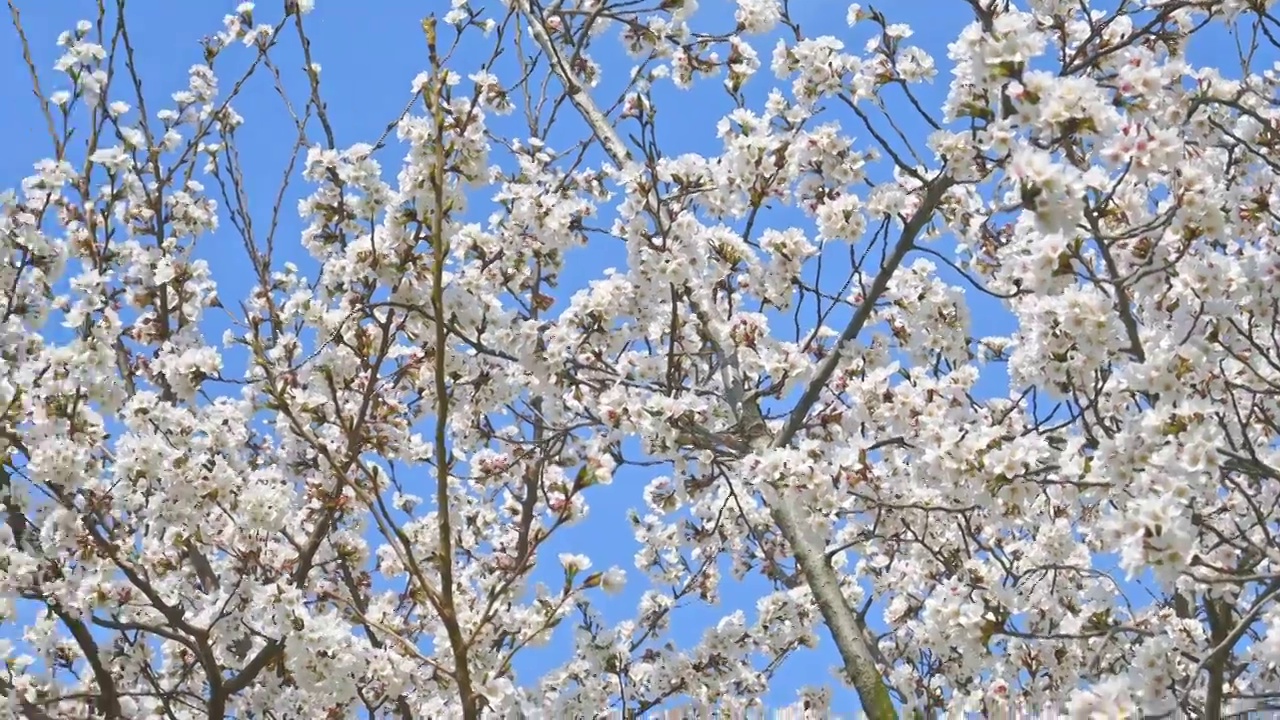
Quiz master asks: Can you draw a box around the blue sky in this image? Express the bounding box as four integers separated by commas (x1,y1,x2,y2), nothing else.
0,0,1266,717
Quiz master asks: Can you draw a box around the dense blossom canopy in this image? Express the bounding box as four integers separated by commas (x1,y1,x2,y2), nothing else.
2,0,1280,717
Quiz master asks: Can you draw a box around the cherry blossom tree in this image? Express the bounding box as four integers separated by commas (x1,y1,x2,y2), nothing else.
3,0,1280,717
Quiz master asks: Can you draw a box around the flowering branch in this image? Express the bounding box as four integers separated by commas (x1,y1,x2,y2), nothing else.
516,2,926,716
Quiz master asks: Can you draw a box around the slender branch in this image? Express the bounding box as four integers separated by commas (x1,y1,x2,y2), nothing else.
50,605,122,719
772,176,953,448
6,0,61,158
423,16,479,718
